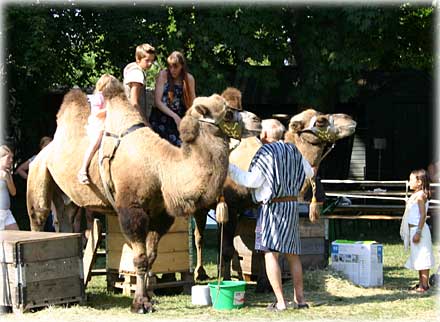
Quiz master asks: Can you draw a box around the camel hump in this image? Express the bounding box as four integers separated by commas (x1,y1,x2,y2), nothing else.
229,137,262,171
56,89,89,124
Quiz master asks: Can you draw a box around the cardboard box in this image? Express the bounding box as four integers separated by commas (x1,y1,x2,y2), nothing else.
330,240,383,287
0,230,85,312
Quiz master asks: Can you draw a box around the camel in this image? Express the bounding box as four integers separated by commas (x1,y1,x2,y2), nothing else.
26,79,262,313
192,109,357,281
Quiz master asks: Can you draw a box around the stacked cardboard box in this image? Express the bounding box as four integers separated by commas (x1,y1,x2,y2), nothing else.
330,240,383,287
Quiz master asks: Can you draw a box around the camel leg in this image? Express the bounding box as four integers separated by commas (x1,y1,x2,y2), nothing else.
130,241,153,313
193,210,210,281
145,230,161,300
147,212,176,295
118,207,154,314
221,208,238,280
51,187,81,233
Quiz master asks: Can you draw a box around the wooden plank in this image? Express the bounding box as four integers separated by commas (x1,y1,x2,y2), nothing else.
301,238,325,255
299,218,325,237
106,215,188,233
106,213,191,279
107,249,190,274
107,231,188,253
83,218,103,287
20,257,82,283
106,215,120,233
18,236,81,263
0,231,82,263
113,276,193,293
234,217,325,240
300,254,327,269
16,276,84,312
323,214,403,220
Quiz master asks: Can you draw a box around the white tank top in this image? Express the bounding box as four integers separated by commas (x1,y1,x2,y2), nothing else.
405,193,429,225
0,179,11,210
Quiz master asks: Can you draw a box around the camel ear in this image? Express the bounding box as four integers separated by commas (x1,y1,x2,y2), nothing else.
179,115,200,143
289,120,304,133
194,104,209,117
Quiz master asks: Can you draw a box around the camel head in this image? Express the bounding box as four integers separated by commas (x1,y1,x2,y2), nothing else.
182,94,261,142
220,86,261,138
285,108,356,168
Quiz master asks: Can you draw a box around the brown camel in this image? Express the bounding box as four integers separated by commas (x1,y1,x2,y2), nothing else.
26,80,261,313
192,108,357,281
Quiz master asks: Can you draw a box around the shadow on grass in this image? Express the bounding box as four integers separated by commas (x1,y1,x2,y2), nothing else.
240,263,436,310
85,291,133,310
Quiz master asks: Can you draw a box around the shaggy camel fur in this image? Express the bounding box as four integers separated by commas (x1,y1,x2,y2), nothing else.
27,81,261,313
192,109,357,281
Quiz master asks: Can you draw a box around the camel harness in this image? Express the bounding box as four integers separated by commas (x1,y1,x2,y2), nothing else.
98,122,146,210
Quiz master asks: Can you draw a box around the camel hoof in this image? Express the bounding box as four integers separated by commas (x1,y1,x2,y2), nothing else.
194,268,210,281
131,299,155,314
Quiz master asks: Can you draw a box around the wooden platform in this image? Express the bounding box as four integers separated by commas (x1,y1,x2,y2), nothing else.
105,215,194,295
231,215,327,280
0,230,85,312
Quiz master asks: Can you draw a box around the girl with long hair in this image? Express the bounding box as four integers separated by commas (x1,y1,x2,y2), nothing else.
150,51,196,146
400,168,435,292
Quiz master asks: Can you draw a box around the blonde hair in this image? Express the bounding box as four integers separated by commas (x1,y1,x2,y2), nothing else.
95,74,119,93
262,119,286,141
0,145,12,158
135,43,156,61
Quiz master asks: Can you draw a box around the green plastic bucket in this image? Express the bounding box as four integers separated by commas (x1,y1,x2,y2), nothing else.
208,281,246,310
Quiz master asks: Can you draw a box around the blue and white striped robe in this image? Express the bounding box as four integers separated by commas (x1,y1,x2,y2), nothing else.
250,142,306,254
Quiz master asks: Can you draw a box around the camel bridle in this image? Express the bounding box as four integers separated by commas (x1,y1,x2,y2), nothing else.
297,114,337,164
197,104,244,140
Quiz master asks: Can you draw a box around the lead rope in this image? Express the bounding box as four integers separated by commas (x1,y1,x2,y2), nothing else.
213,221,224,307
214,194,228,307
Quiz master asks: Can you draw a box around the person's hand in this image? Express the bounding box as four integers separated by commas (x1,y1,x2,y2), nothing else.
412,231,421,243
0,169,11,181
173,115,182,128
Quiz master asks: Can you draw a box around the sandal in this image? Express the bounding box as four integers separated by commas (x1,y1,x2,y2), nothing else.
77,171,90,185
408,284,419,290
415,285,429,293
288,301,310,309
266,302,286,312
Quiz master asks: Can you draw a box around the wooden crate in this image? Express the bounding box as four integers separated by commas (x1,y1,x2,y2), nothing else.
0,230,85,312
106,215,193,294
232,215,327,280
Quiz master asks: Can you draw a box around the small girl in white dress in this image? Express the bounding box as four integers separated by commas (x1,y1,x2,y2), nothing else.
400,168,435,292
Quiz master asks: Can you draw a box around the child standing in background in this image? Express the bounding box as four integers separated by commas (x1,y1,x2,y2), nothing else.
0,145,19,230
400,169,435,292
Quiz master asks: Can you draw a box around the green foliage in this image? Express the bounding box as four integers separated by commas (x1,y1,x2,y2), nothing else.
2,3,434,149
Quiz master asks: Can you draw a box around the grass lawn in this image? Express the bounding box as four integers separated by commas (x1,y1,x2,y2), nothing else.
2,228,439,322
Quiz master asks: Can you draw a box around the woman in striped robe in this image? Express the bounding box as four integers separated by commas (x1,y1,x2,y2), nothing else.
228,119,314,312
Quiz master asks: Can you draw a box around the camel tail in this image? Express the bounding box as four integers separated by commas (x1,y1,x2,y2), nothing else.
27,146,55,231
